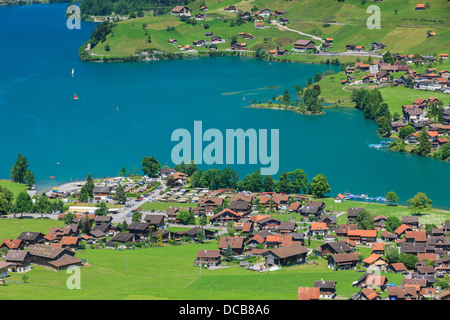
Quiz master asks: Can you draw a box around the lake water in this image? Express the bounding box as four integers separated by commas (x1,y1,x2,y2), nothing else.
1,4,449,208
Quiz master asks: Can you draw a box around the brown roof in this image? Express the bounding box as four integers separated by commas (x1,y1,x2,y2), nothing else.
218,236,245,249
333,253,359,263
264,243,308,259
196,249,220,259
298,287,320,300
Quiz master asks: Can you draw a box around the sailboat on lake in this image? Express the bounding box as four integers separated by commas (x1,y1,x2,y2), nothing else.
72,68,74,76
74,94,78,100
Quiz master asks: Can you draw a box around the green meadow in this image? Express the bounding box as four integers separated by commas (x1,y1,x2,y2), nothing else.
0,232,403,300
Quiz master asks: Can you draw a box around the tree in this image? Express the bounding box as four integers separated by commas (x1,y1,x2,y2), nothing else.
385,216,402,233
177,209,195,225
225,243,233,262
309,174,330,198
196,229,205,243
399,253,418,270
289,169,310,194
407,192,432,214
95,202,109,216
255,48,268,60
132,210,142,222
415,127,431,156
398,125,415,140
13,191,32,218
383,51,395,64
142,156,161,177
262,175,276,192
157,229,163,246
384,244,399,263
78,184,90,202
386,191,398,206
118,166,130,177
282,89,290,106
85,174,95,198
10,153,29,184
113,184,126,204
35,193,50,218
63,212,76,225
24,169,35,190
354,209,374,230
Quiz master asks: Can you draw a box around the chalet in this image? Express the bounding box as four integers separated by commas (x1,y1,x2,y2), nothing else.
355,62,370,72
106,233,135,247
60,236,79,249
198,197,224,215
405,230,427,244
173,172,188,185
277,48,288,56
28,244,76,267
314,280,336,299
360,288,380,300
346,44,356,51
193,40,205,47
17,232,45,246
400,242,426,256
278,17,289,25
144,214,165,229
246,234,265,249
402,216,419,229
175,226,216,241
309,222,327,237
194,13,204,21
370,42,386,50
93,185,111,202
209,208,242,225
415,4,426,10
347,207,364,223
388,286,419,300
390,121,406,133
171,6,191,17
218,236,245,255
151,229,172,243
330,253,359,270
225,5,237,13
0,239,24,250
347,229,377,244
258,8,271,16
256,216,282,231
373,215,387,229
127,222,151,238
262,243,308,267
381,231,397,242
5,250,31,273
389,262,408,274
231,43,247,51
293,40,315,51
254,22,265,29
280,222,296,234
354,46,365,52
395,224,411,237
298,286,320,300
363,253,388,271
300,201,324,216
160,167,176,178
194,249,221,266
166,206,191,223
94,215,112,226
318,241,353,256
228,198,251,215
427,236,450,254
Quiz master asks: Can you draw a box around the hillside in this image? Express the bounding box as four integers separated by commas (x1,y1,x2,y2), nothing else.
81,0,449,61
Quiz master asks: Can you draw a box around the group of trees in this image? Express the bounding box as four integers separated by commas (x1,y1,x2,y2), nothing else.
10,153,35,190
351,88,392,136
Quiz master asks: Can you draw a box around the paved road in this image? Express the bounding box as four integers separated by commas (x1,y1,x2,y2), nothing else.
110,178,167,224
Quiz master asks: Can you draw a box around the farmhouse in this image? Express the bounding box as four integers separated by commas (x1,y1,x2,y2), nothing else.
5,250,32,273
194,249,221,266
171,6,191,17
293,40,316,51
262,243,309,267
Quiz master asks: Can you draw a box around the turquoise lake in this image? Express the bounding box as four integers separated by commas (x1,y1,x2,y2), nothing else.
0,4,449,208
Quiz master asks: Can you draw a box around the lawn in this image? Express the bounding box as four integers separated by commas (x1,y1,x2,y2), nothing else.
0,239,404,300
0,179,28,201
0,218,63,240
139,201,198,211
321,197,450,226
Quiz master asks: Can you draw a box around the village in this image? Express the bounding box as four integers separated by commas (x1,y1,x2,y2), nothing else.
1,164,449,301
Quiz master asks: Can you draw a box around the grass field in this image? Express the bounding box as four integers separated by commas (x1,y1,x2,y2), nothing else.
0,218,63,240
0,179,28,201
87,0,450,60
0,233,403,300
